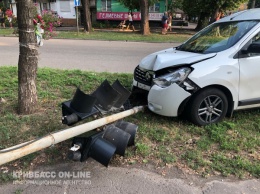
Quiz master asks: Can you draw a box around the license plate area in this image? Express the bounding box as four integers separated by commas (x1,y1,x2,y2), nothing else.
137,82,151,91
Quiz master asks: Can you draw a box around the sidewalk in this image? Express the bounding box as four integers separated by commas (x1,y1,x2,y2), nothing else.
0,161,259,194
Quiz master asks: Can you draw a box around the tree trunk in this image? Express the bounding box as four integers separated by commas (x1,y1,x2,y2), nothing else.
17,0,38,114
195,12,210,31
82,0,92,32
251,0,256,8
209,8,219,24
140,0,150,35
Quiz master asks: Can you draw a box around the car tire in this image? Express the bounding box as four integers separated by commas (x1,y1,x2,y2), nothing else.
188,88,228,126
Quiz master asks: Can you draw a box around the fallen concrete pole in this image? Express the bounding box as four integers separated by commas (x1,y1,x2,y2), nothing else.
0,106,144,166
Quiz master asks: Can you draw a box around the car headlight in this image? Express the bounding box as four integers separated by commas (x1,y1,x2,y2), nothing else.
153,67,191,88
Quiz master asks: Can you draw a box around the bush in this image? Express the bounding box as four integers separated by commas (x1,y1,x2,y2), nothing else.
33,5,62,39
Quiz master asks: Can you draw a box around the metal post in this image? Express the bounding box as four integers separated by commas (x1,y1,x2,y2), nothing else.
0,106,145,166
76,6,79,35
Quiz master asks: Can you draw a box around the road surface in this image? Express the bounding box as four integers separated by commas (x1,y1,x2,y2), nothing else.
0,161,259,194
0,37,179,73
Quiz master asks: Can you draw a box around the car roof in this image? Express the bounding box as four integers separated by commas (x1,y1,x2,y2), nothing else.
216,8,260,23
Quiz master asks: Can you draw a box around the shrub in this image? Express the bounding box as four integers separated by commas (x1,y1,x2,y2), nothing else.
33,4,62,39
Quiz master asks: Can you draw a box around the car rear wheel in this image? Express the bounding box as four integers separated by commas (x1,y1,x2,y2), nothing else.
188,88,228,126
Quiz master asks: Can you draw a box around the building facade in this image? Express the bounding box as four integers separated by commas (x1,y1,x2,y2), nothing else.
96,0,167,21
8,0,78,26
1,0,168,26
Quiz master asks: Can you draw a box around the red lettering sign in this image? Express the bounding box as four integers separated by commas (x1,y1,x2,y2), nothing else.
97,12,163,21
97,12,133,20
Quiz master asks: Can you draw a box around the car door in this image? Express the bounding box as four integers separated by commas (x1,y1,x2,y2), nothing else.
238,30,260,106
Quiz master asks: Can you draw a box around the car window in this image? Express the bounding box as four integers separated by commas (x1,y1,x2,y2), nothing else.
176,21,258,54
242,31,260,57
252,32,260,43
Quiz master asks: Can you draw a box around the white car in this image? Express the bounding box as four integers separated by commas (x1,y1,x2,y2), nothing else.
132,9,260,126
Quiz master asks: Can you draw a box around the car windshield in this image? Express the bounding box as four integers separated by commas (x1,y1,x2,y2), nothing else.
176,21,258,54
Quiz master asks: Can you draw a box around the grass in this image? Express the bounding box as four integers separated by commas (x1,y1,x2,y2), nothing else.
0,27,193,43
0,28,16,36
55,30,191,43
0,66,259,182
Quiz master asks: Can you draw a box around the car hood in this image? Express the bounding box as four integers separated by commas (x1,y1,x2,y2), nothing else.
139,48,217,71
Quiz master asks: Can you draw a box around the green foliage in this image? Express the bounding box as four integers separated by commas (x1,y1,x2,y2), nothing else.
136,143,151,156
0,172,16,184
211,153,260,177
183,0,247,28
14,189,24,194
41,10,62,39
248,0,260,8
149,128,169,142
196,136,212,150
158,145,176,163
182,150,207,170
117,0,158,11
168,0,184,13
183,0,247,16
0,2,5,10
32,6,62,39
54,30,191,43
117,0,140,11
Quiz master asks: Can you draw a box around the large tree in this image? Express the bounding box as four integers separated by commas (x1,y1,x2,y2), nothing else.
168,0,183,13
248,0,260,8
81,0,92,32
117,0,157,35
17,0,38,114
118,0,140,11
182,0,247,31
140,0,150,35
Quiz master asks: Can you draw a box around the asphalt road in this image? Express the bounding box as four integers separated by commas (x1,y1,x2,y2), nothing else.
0,37,178,73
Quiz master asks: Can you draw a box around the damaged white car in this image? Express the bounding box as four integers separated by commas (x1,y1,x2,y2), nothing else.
132,9,260,126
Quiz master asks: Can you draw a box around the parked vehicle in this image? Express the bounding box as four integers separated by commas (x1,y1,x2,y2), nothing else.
132,9,260,126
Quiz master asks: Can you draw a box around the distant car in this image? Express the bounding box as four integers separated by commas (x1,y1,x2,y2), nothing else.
132,9,260,126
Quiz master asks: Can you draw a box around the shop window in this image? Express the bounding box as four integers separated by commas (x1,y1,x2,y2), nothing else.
101,0,111,12
149,3,160,12
60,0,71,12
42,3,48,10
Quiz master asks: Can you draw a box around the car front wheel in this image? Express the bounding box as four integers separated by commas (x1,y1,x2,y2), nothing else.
188,88,228,126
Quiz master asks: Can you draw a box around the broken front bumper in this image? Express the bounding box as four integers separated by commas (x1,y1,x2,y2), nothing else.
148,83,191,117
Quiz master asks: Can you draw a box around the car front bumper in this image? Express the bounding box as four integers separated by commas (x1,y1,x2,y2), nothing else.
147,83,191,117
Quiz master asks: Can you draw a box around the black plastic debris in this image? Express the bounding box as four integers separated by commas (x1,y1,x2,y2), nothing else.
68,119,139,167
112,79,131,108
71,87,97,113
63,80,139,167
69,132,116,167
68,137,85,161
88,136,116,167
62,80,133,126
92,79,121,111
62,88,99,125
103,124,131,156
114,120,138,146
